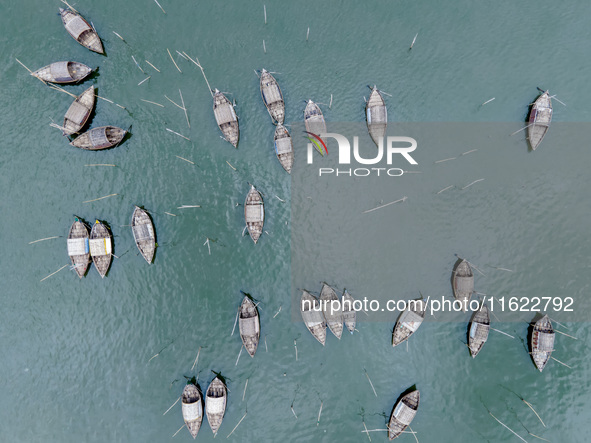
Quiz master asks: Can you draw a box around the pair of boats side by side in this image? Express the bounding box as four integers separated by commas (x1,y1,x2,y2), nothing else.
66,206,156,279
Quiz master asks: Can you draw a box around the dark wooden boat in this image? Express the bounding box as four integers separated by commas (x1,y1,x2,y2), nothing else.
182,382,203,439
304,100,326,136
388,390,420,440
452,260,474,312
366,86,387,147
528,91,552,150
213,89,239,148
31,61,92,84
301,290,326,346
89,220,112,278
205,377,227,436
392,299,427,347
259,69,284,124
59,8,104,54
274,124,294,174
342,290,356,334
131,206,156,264
468,303,490,358
530,314,554,372
70,126,127,150
239,296,260,357
320,283,343,339
63,85,95,135
67,218,90,278
244,185,264,244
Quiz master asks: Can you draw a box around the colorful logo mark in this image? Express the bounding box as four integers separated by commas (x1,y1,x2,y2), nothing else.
304,131,328,156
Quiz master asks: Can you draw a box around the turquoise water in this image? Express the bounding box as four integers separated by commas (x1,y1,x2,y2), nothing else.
1,0,591,441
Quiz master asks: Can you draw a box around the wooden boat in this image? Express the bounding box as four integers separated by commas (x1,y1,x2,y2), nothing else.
31,61,92,84
468,303,490,358
182,382,203,439
366,86,387,147
392,299,427,347
205,377,227,435
67,218,90,278
89,220,112,278
304,100,327,136
528,91,552,150
259,69,284,124
530,314,554,372
70,126,127,150
213,89,239,148
131,206,156,264
244,185,264,244
274,124,294,173
239,296,260,357
452,260,474,312
320,283,343,339
300,290,327,345
63,85,95,136
388,390,420,440
59,8,104,54
342,290,356,334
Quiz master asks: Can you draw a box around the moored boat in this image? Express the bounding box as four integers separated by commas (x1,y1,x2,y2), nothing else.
31,61,92,84
89,220,112,278
182,382,203,439
259,69,284,124
452,260,474,312
63,85,95,135
388,390,420,440
59,8,104,54
320,283,343,339
70,126,127,150
342,290,356,334
205,377,227,435
274,124,294,173
67,217,90,278
304,100,326,136
244,185,264,244
131,206,156,263
528,91,552,150
366,86,387,147
392,299,427,347
239,295,260,357
530,314,554,372
301,290,327,345
213,89,239,147
468,303,490,357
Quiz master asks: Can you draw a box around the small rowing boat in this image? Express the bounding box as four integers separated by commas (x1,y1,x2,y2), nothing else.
244,185,264,244
301,290,326,345
366,86,387,147
528,91,552,150
63,85,95,136
388,390,420,440
31,61,92,84
392,299,427,347
452,259,474,311
67,217,90,278
239,295,260,357
304,100,326,136
259,69,284,124
59,8,104,54
182,381,203,439
205,377,227,435
468,303,490,357
274,124,294,173
320,283,343,339
131,206,156,263
89,220,112,278
213,89,239,147
530,314,554,372
342,290,356,334
70,126,126,150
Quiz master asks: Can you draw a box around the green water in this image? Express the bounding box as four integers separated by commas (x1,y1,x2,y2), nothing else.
1,0,591,442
